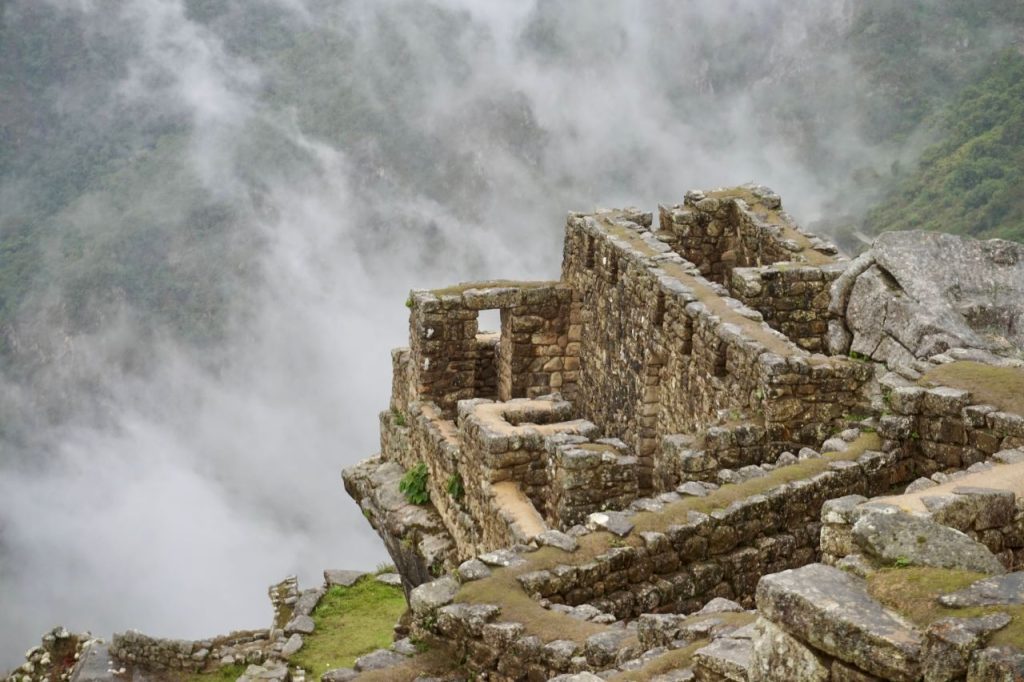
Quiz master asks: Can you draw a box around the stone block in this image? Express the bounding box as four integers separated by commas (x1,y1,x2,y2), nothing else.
755,563,922,681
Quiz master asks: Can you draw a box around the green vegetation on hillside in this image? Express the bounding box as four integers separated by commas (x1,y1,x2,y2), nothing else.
865,51,1024,242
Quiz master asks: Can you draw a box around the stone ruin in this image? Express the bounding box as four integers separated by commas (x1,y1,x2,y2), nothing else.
344,184,1024,680
7,185,1024,682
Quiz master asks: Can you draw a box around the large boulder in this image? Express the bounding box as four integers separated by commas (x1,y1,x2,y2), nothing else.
851,509,1006,574
756,563,922,681
837,231,1024,366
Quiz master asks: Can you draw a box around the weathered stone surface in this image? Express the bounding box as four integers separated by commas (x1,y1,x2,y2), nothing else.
238,664,288,682
966,646,1024,681
457,558,492,582
323,570,366,588
852,510,1005,574
650,670,695,682
478,549,527,568
692,636,752,682
409,575,460,616
284,614,315,636
586,511,634,537
842,231,1024,364
695,597,745,615
320,668,357,682
293,588,325,617
939,572,1024,608
830,660,882,681
923,487,1016,532
375,572,403,587
749,617,829,682
280,634,303,658
756,563,922,681
922,613,1011,682
584,630,633,667
391,637,419,656
548,673,605,682
353,648,407,672
537,530,578,552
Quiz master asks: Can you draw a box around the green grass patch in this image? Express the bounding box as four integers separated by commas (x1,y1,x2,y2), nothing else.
290,578,407,677
921,361,1024,416
184,663,247,682
868,566,1024,648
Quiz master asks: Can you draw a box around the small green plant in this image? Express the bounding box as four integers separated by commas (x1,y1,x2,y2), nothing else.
849,350,870,362
400,461,430,504
446,472,465,501
405,294,414,308
910,431,921,441
392,408,407,427
894,556,913,568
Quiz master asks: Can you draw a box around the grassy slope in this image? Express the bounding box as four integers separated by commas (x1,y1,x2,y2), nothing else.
869,567,1024,648
921,361,1024,416
864,51,1024,242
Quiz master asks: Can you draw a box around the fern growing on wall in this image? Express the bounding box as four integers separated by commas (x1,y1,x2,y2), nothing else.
399,461,430,504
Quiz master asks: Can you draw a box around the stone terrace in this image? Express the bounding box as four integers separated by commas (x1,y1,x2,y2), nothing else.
344,185,1024,681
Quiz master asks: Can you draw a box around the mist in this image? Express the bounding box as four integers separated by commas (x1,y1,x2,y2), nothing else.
1,0,1015,666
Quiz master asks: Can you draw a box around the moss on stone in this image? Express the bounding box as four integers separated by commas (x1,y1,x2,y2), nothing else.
455,566,608,644
634,432,881,531
454,433,880,647
921,361,1024,416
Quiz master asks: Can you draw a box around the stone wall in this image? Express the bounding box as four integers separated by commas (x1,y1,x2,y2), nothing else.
545,434,639,528
878,382,1024,473
375,393,601,559
402,430,945,680
561,208,872,493
407,283,577,416
110,629,274,673
655,423,787,489
512,447,908,620
656,186,839,286
730,263,845,353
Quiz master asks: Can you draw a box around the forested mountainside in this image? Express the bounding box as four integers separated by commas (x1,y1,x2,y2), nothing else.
863,50,1024,243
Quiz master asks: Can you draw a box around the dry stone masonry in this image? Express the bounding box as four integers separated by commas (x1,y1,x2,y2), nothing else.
11,185,1024,682
346,184,1024,680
